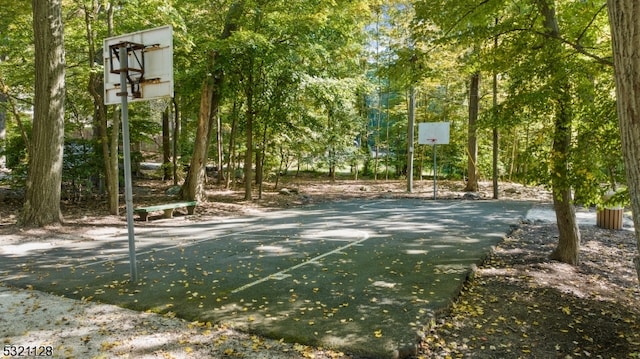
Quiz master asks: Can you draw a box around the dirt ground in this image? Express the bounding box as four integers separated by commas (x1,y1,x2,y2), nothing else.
1,177,640,358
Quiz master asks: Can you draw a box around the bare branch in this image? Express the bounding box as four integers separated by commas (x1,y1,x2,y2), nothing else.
441,0,490,38
576,2,608,44
534,29,613,66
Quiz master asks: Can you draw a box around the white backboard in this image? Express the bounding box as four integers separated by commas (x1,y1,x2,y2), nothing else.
418,122,450,145
104,25,173,105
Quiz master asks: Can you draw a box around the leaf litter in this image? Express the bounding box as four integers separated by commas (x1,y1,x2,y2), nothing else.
1,179,640,358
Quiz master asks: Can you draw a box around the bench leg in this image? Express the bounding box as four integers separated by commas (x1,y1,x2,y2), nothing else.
187,205,196,215
138,212,149,221
163,208,174,219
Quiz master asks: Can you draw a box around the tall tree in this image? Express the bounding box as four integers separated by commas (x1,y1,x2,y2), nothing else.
536,0,580,265
20,0,66,226
180,0,245,202
413,0,614,265
81,0,119,215
465,70,480,192
203,0,370,200
0,90,5,169
607,0,640,279
491,22,500,199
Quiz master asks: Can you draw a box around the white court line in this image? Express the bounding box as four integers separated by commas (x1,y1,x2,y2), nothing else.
230,230,370,294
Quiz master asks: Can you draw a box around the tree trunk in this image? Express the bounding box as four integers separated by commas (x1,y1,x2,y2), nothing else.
20,0,65,226
162,109,171,181
105,2,119,214
257,122,268,199
225,101,239,189
85,0,118,215
216,102,224,185
537,0,581,265
492,127,499,199
244,70,254,201
0,91,6,169
172,98,180,186
508,127,517,181
327,110,336,181
93,86,120,216
549,83,580,265
385,102,390,181
275,145,286,189
492,26,500,199
465,71,480,192
181,80,214,202
0,48,6,169
551,179,580,264
607,0,640,280
180,0,245,201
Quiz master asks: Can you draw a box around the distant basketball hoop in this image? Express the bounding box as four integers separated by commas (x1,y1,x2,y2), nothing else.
418,122,450,200
418,122,450,145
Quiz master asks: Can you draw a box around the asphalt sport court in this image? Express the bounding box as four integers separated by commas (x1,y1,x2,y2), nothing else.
0,199,531,357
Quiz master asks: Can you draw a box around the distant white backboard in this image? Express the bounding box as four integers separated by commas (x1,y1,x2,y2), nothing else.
418,122,450,145
104,25,173,105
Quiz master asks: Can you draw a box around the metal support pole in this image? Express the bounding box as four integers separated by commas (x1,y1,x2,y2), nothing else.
407,87,415,193
433,144,437,200
119,45,138,282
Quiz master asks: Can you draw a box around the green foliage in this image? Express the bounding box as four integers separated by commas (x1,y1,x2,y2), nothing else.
62,139,102,202
0,0,34,95
2,127,102,204
0,0,622,205
411,0,619,198
2,121,30,186
571,77,624,206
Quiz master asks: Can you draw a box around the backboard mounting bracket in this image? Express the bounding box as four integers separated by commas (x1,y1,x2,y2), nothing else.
109,41,146,98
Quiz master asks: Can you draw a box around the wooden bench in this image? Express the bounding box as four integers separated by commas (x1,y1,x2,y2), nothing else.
134,201,197,221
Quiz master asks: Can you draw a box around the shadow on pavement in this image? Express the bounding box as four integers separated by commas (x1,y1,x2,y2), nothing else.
0,199,531,358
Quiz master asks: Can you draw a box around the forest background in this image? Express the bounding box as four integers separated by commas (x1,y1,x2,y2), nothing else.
1,1,638,270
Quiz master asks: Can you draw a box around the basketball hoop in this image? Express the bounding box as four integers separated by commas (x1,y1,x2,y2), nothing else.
417,122,451,200
102,26,174,282
109,41,145,99
418,122,450,145
104,25,173,105
148,98,170,113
